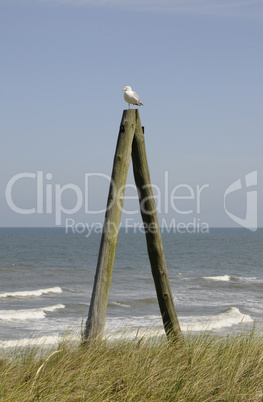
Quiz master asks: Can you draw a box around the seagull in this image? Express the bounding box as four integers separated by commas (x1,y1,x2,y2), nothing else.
122,86,143,109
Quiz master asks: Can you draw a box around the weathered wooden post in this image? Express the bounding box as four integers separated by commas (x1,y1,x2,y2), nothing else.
84,109,183,344
84,109,136,341
132,110,183,343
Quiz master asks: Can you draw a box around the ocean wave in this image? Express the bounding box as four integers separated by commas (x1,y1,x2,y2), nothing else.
0,333,80,349
105,327,164,341
203,275,231,282
108,301,131,308
136,298,157,304
105,307,253,335
180,307,253,332
0,335,62,349
0,304,65,321
0,287,62,298
202,275,263,285
236,276,263,284
106,315,162,329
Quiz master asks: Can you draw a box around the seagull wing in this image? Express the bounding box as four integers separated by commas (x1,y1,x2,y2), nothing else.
132,91,143,105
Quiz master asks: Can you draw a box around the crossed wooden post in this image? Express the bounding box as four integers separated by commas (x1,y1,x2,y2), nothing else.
84,109,183,344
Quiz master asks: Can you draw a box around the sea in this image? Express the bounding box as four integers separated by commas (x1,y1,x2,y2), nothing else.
0,227,263,350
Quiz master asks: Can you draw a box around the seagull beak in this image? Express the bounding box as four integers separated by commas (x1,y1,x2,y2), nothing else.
122,88,125,91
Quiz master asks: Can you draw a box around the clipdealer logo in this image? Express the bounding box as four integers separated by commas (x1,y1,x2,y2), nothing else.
224,170,257,232
4,169,258,232
4,171,209,231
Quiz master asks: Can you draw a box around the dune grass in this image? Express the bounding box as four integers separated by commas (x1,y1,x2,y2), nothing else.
0,329,263,401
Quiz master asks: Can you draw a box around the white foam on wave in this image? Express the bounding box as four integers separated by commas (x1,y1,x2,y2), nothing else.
105,315,164,341
105,327,165,342
203,275,231,282
109,301,131,308
105,308,253,337
0,286,62,298
0,304,65,321
0,333,80,349
0,336,62,349
237,276,263,284
106,314,162,330
180,307,253,332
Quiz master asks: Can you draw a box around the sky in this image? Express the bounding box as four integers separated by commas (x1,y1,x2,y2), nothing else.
1,0,263,230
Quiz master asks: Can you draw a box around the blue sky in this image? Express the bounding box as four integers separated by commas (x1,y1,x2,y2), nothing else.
1,0,263,229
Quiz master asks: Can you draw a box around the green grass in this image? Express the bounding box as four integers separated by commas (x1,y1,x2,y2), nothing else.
1,330,263,401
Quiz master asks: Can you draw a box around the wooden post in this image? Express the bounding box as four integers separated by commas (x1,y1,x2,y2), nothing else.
131,110,183,343
84,109,182,344
84,109,136,341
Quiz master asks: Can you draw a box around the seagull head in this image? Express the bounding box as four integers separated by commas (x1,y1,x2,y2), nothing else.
122,86,132,92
